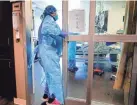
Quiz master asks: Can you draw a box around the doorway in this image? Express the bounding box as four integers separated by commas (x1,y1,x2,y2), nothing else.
23,0,137,105
32,1,63,104
0,1,16,102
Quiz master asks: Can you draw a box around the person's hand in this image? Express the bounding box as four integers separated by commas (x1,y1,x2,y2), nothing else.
60,31,80,38
68,32,80,35
60,31,68,38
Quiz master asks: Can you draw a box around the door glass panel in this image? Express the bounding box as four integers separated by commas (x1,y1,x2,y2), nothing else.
95,1,136,35
68,0,90,35
67,41,88,99
92,42,134,105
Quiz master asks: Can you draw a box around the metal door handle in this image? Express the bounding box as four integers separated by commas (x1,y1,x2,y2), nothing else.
9,62,11,68
8,38,9,45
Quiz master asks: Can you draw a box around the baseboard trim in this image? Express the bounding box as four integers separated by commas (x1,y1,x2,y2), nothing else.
14,98,26,105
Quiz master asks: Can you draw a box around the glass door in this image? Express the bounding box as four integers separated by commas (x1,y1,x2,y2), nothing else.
24,0,137,105
62,1,137,105
62,1,95,105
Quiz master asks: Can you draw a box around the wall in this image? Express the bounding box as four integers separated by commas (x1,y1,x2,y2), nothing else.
103,1,126,34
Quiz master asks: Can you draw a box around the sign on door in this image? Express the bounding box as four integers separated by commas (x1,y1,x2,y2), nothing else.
69,10,85,32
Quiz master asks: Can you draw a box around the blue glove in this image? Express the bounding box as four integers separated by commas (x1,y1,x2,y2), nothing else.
59,31,80,38
59,31,68,38
68,32,80,35
60,31,68,37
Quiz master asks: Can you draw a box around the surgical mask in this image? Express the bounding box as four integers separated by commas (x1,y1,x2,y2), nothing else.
53,15,58,21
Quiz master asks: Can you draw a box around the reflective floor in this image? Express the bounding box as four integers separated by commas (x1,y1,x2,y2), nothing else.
33,57,123,105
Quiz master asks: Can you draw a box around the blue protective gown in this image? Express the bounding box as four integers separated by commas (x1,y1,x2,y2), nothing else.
56,36,63,56
68,42,77,69
38,15,64,104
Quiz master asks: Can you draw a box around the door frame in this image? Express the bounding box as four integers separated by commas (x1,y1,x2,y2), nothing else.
62,1,95,105
62,1,137,105
12,0,137,105
11,1,34,105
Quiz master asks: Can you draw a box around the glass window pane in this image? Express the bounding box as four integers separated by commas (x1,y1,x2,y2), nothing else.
95,1,136,35
68,0,90,35
67,41,88,99
92,42,134,105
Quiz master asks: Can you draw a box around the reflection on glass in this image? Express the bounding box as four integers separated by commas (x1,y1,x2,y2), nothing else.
95,1,127,35
67,41,88,99
92,42,133,105
68,0,90,35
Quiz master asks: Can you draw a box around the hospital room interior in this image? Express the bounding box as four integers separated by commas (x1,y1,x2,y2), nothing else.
31,0,135,105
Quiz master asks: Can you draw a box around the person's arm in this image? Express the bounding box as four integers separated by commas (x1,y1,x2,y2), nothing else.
59,31,68,38
41,17,79,38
